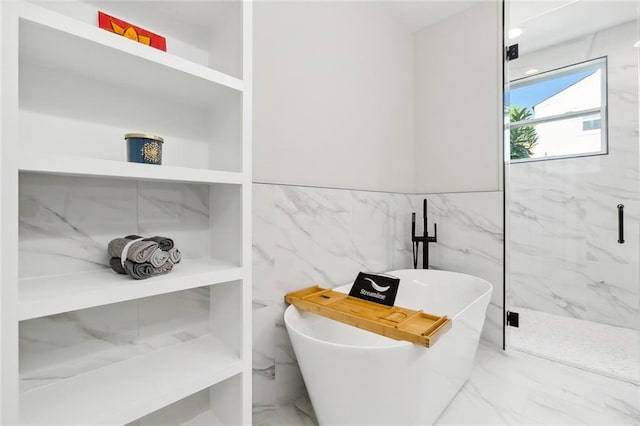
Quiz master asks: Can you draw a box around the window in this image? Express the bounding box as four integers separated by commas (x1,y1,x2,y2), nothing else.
507,57,607,162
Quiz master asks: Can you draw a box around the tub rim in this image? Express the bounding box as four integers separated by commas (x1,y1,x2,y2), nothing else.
284,269,493,350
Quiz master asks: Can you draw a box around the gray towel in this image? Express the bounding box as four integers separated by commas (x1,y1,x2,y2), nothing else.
124,259,174,280
107,238,131,258
109,257,126,274
149,247,169,267
127,240,159,263
124,260,154,280
107,238,157,262
108,235,178,279
168,247,182,264
145,236,174,251
153,259,174,276
122,235,174,251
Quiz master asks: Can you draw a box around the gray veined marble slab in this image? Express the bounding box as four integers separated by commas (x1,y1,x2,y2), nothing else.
19,174,215,279
351,190,397,273
251,183,506,424
410,192,504,346
436,343,640,425
19,302,140,393
272,185,358,294
390,193,418,271
136,181,210,260
507,18,639,330
252,304,279,416
255,341,640,425
507,142,640,328
19,173,137,278
253,183,279,309
19,288,210,394
411,191,504,305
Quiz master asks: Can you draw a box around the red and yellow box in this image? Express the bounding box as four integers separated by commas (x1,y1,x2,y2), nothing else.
98,11,166,52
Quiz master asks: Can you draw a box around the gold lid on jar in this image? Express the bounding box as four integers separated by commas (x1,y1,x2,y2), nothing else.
124,133,164,143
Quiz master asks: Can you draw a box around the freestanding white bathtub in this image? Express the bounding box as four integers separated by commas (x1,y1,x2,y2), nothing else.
284,269,493,425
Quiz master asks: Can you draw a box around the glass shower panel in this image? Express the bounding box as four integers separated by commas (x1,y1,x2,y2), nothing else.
505,0,640,384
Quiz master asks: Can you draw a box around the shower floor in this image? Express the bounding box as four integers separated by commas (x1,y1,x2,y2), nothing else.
508,306,639,384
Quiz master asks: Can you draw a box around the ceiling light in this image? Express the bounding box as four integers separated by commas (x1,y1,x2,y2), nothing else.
524,69,538,75
509,28,523,39
634,40,640,48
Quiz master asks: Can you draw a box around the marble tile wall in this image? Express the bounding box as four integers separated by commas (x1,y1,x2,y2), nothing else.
252,184,415,425
20,287,210,392
18,174,214,392
507,20,639,330
252,183,503,424
413,192,504,346
18,173,505,421
19,173,211,278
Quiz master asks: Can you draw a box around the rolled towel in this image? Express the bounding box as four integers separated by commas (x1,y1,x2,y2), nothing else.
144,236,174,251
109,257,126,274
125,234,143,240
148,247,170,268
123,259,174,280
127,240,159,263
168,247,182,264
107,238,131,258
153,259,174,276
123,260,154,280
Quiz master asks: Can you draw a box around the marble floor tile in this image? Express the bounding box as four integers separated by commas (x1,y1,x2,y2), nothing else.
437,343,640,425
265,342,640,425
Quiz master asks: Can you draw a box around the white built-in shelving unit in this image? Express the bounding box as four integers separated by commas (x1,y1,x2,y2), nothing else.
1,0,252,424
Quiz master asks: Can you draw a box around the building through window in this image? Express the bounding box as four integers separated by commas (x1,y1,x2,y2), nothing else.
507,57,608,162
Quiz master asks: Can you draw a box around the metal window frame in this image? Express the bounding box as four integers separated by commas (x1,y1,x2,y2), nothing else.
507,57,608,164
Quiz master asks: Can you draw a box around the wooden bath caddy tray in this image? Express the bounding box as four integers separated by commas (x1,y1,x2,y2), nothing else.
285,285,452,347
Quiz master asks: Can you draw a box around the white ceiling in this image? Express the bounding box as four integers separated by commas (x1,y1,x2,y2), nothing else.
509,0,639,54
382,0,638,50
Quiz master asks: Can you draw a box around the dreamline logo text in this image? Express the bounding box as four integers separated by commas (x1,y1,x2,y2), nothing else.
360,277,390,300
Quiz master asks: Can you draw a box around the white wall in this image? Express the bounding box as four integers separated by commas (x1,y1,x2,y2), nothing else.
414,1,502,194
533,71,602,158
253,1,415,193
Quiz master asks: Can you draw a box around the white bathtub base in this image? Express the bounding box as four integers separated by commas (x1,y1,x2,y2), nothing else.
285,269,493,425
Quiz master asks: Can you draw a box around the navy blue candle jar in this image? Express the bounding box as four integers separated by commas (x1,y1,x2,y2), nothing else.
125,133,164,165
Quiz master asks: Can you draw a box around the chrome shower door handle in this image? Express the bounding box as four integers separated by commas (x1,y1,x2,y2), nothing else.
617,204,624,244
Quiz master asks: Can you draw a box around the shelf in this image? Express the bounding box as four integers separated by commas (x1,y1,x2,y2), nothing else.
19,259,243,321
182,411,224,426
19,154,244,185
20,335,243,425
19,2,243,108
5,0,251,422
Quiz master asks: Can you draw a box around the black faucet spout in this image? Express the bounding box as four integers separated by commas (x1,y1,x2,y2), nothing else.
411,198,438,269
